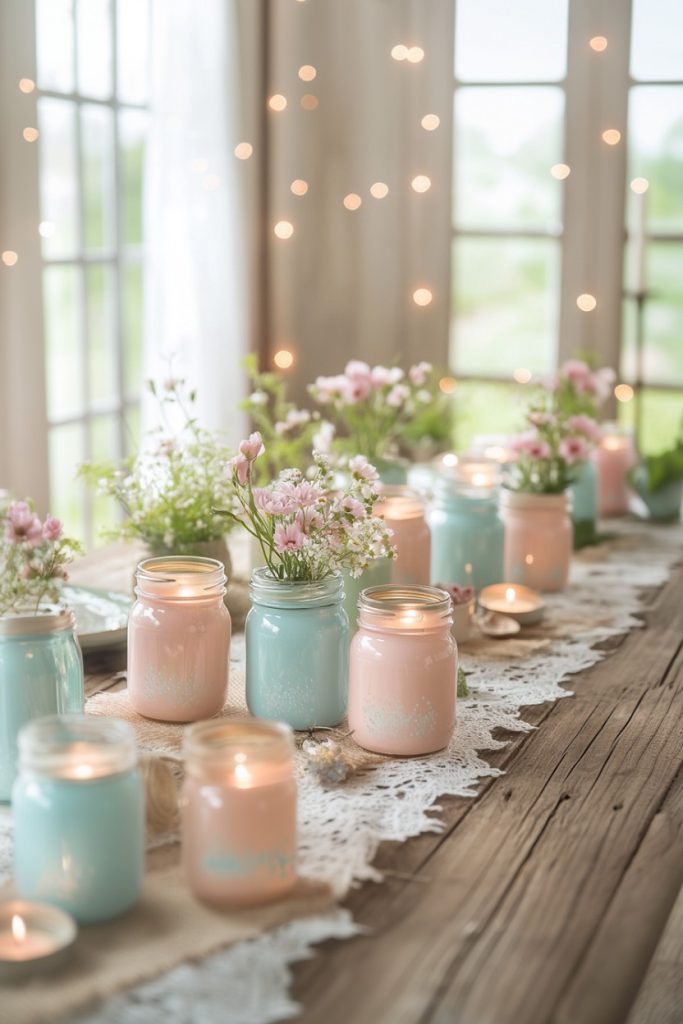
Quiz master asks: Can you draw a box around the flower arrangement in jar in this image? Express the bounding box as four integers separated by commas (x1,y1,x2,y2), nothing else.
217,435,395,728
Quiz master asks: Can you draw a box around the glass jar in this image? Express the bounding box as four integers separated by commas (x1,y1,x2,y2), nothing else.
0,608,84,802
595,431,636,517
348,585,457,755
342,557,393,631
500,489,572,592
375,487,431,587
181,719,297,907
245,569,348,729
570,460,598,546
374,456,409,485
128,557,231,722
428,474,504,591
12,715,145,923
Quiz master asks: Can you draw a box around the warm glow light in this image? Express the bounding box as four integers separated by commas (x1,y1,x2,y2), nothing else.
234,763,252,788
411,175,431,193
406,46,424,63
343,193,362,211
589,35,608,51
298,65,317,82
268,94,287,112
39,221,55,238
576,293,597,312
412,287,433,306
274,220,294,239
472,472,489,487
300,94,319,110
19,78,35,93
73,764,95,779
22,126,39,142
442,452,458,467
1,250,18,267
234,142,253,160
391,45,408,61
602,129,621,146
614,383,634,402
439,376,457,394
631,177,649,194
525,554,534,565
274,349,294,369
505,587,516,604
370,182,389,199
290,179,308,196
421,114,440,131
550,163,571,180
203,174,220,191
12,915,26,945
513,368,532,384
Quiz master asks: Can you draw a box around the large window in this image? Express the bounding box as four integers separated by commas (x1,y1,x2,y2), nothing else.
35,0,148,545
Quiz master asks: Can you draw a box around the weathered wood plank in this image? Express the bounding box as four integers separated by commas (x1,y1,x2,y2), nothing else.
291,566,683,1024
626,877,683,1024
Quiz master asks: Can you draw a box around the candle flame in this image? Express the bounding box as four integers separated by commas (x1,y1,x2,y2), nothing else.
73,764,94,779
525,554,534,565
472,472,489,487
12,915,26,945
442,453,458,468
234,762,252,788
505,588,516,604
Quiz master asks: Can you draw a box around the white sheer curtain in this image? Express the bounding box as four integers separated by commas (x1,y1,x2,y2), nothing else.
143,0,247,443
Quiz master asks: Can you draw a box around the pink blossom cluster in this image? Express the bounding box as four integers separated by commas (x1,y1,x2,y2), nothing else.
1,499,79,615
439,583,475,606
4,501,63,546
557,360,616,403
310,360,433,409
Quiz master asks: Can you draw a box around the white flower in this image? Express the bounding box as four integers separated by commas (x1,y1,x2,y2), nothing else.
249,390,268,405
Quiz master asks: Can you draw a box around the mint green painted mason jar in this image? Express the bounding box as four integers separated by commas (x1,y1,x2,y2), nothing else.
0,608,84,802
245,570,349,729
428,476,504,591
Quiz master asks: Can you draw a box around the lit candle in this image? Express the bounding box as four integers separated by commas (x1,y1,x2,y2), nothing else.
0,901,76,980
375,487,431,586
348,585,457,755
128,556,231,722
478,583,545,625
181,719,297,907
594,430,636,517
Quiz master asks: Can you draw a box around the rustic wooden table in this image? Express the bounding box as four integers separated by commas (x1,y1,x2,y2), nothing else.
72,545,683,1024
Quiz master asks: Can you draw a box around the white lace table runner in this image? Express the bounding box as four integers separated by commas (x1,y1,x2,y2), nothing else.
2,520,681,1024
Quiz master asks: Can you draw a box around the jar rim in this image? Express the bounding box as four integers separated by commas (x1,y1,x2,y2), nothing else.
0,605,75,637
18,714,138,778
136,556,226,598
183,717,294,764
359,584,452,615
375,486,424,518
250,567,343,607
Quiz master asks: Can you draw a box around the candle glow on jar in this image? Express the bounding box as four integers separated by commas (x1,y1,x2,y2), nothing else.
478,583,546,625
375,487,431,587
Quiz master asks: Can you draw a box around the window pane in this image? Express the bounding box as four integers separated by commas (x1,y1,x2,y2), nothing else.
38,98,79,259
86,265,117,406
119,110,148,247
631,0,683,82
451,237,559,376
82,105,115,252
123,263,143,398
77,0,112,99
455,0,568,82
43,265,84,421
454,87,564,230
36,0,74,93
90,415,120,540
123,404,141,458
49,424,85,542
628,86,683,234
618,389,683,455
623,242,683,386
117,0,150,104
454,382,524,451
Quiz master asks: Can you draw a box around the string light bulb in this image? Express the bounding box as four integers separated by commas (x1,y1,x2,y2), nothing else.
290,179,308,196
406,47,424,63
298,65,317,81
234,142,253,160
602,129,621,146
274,220,294,239
421,114,440,131
370,182,389,199
439,376,457,394
18,78,35,93
38,221,55,238
391,45,408,61
631,177,649,194
274,349,294,369
300,94,319,110
513,368,532,384
1,251,18,266
343,193,362,211
614,383,634,402
412,287,433,306
268,94,287,112
550,163,571,180
411,175,431,193
22,127,39,142
589,36,608,51
576,293,597,312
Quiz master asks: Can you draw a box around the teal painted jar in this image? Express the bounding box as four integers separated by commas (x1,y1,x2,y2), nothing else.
630,467,682,522
570,460,598,525
374,456,409,485
246,570,349,729
0,608,84,802
342,558,393,631
13,715,145,923
428,475,504,591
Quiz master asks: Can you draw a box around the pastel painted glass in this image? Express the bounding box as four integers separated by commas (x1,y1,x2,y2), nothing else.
428,468,504,591
375,488,431,587
245,570,348,729
0,609,84,802
128,557,231,722
595,433,636,517
181,719,297,907
570,459,598,526
500,489,572,592
348,585,457,755
12,715,144,923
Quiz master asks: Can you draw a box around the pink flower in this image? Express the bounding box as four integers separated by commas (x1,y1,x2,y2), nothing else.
387,383,410,408
349,455,379,481
253,489,296,515
593,367,616,403
228,453,250,486
342,375,372,404
342,497,365,519
524,438,552,460
559,435,590,464
568,414,603,443
239,432,265,462
439,583,474,606
4,501,43,546
274,522,305,553
528,411,555,427
560,359,591,384
42,515,63,542
345,360,371,380
370,365,394,388
313,421,335,453
295,507,323,532
409,361,432,386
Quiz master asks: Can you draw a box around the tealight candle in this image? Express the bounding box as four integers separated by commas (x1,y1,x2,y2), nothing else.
0,900,76,980
128,556,231,722
375,487,431,586
181,719,297,907
12,715,145,924
595,432,636,517
348,585,457,755
478,584,546,625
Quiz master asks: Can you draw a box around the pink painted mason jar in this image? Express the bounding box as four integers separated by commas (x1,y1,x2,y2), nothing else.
181,719,297,907
594,431,636,517
348,585,457,756
500,490,572,592
374,487,431,587
128,557,231,722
